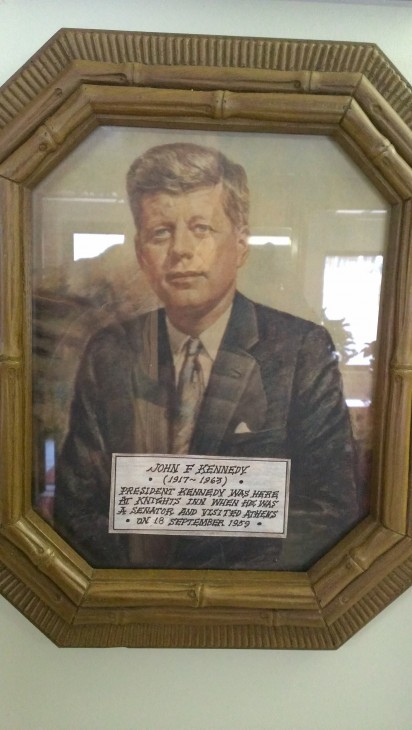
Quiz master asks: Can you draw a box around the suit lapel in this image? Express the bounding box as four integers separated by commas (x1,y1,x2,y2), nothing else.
191,294,261,455
132,309,174,454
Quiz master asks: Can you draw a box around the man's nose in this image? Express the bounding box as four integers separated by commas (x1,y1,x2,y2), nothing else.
170,223,195,258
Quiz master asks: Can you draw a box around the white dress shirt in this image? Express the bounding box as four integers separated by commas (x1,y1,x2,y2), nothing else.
166,305,232,388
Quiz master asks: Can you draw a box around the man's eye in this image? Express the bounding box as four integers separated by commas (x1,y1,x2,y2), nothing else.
151,227,172,242
192,224,214,237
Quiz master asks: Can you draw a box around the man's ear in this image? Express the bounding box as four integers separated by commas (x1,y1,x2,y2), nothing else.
236,227,249,269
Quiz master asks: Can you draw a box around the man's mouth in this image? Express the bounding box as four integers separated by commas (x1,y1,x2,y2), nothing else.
166,271,205,283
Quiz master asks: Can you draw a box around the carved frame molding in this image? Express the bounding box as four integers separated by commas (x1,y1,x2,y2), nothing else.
0,30,411,648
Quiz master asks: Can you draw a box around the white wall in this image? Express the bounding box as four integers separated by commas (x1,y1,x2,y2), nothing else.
1,2,412,728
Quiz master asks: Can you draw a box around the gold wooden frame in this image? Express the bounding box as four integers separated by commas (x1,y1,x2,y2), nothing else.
1,30,412,649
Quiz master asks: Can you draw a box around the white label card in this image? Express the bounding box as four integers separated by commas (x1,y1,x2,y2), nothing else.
109,454,290,538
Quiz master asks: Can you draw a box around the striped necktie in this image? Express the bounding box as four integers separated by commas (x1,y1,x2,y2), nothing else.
172,337,205,454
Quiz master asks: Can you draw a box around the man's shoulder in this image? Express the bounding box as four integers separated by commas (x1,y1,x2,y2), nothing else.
237,293,325,338
255,301,317,330
231,294,334,361
84,309,163,356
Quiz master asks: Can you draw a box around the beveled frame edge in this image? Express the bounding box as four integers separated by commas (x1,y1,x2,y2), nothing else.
0,31,411,649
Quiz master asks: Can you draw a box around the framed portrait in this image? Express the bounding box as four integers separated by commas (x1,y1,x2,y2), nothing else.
1,30,411,649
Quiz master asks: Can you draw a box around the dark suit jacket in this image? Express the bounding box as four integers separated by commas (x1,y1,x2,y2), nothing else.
54,293,361,570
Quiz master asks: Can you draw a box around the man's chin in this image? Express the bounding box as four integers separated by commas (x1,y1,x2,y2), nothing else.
159,280,236,317
163,293,205,312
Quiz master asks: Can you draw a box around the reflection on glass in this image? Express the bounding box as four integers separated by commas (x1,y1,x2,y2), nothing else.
73,233,125,261
323,255,383,366
35,438,55,524
248,234,292,247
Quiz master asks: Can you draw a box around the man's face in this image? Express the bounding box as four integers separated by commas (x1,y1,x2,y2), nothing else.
135,182,248,327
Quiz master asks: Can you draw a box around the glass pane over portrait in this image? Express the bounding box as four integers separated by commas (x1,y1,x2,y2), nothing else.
31,127,389,571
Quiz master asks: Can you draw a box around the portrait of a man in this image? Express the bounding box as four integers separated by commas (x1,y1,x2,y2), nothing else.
53,141,361,571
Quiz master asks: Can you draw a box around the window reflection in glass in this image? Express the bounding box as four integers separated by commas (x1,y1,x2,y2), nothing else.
323,254,383,367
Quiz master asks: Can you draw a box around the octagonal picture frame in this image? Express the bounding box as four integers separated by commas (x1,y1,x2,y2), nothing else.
0,29,412,649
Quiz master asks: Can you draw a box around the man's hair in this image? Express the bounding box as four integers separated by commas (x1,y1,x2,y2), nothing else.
126,142,249,231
